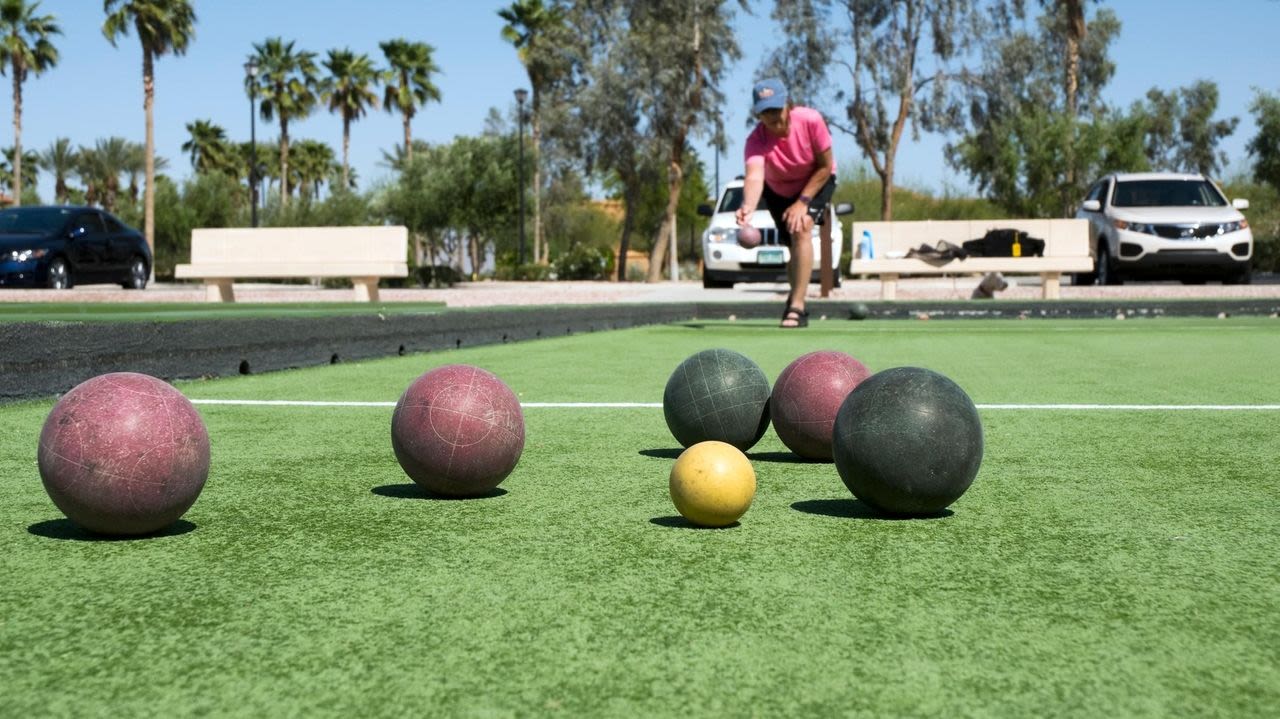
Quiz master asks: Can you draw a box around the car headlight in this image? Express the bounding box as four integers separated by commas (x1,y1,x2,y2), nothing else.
7,249,48,262
1114,220,1157,235
705,227,737,244
1219,220,1249,234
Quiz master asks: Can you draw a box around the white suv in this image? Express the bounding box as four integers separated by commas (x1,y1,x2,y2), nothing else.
697,178,852,288
1076,172,1253,284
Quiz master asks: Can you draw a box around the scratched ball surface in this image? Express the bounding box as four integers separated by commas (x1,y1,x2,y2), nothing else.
37,372,211,535
771,350,871,460
391,365,526,497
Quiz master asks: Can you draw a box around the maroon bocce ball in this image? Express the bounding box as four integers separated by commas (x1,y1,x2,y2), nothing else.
37,372,211,535
391,365,526,497
771,351,871,460
737,224,762,249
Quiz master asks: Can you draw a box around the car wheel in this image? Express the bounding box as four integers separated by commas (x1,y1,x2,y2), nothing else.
1096,243,1122,285
122,256,148,289
46,258,71,290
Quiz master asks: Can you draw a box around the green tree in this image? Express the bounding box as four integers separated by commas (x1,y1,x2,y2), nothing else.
500,0,569,265
322,48,382,190
182,118,235,175
763,0,980,220
76,137,133,212
289,139,337,200
379,38,441,164
251,37,319,205
1135,81,1238,176
948,5,1125,216
1249,90,1280,193
612,1,743,282
103,0,195,267
37,136,75,203
0,0,59,206
554,2,658,280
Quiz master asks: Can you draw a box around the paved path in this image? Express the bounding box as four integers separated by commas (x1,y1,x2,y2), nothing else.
1,276,1278,307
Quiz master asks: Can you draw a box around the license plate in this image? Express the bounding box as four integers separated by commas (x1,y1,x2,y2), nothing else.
757,250,785,266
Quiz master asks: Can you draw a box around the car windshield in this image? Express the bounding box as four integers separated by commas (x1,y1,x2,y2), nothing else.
0,207,73,234
1111,180,1227,208
717,187,744,214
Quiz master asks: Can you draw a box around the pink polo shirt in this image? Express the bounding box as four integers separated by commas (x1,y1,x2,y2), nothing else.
744,106,836,197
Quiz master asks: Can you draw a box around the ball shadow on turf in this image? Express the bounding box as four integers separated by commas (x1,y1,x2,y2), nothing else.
747,451,828,465
638,448,684,460
371,483,509,501
27,518,198,541
791,498,954,521
649,515,741,530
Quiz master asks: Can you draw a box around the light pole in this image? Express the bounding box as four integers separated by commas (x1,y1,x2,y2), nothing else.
514,88,528,267
244,59,259,228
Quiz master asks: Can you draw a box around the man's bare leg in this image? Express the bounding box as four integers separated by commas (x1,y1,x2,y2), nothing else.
784,223,813,326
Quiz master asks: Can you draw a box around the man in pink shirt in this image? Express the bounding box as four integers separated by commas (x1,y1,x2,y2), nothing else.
735,78,837,328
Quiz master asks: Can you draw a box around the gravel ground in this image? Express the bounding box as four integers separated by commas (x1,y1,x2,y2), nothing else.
1,274,1278,307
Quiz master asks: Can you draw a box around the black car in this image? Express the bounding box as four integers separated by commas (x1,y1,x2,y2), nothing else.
0,206,151,290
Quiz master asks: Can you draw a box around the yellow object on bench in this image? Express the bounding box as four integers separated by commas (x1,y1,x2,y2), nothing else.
174,226,409,302
849,219,1094,300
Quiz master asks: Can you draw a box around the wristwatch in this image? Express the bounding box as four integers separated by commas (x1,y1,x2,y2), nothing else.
798,194,812,205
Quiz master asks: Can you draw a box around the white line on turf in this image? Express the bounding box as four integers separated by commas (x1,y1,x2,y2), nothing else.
188,399,1280,410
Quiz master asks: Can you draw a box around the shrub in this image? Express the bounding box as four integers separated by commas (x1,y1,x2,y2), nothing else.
554,245,613,280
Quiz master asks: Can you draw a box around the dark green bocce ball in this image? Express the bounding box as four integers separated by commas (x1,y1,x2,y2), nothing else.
663,349,771,452
848,302,871,321
832,367,983,516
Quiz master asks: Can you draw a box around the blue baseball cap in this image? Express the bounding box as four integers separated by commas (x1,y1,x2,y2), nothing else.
752,78,788,115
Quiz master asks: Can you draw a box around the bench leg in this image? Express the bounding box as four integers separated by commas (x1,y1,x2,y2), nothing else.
205,280,234,303
352,277,380,302
1041,273,1061,300
881,273,899,301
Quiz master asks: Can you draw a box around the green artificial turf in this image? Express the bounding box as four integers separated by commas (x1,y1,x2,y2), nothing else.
0,301,445,324
1,317,1278,716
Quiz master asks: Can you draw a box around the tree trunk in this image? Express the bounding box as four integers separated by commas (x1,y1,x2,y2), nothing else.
1062,0,1085,217
616,181,636,282
280,117,290,205
11,60,22,206
403,108,413,163
646,146,685,283
143,49,156,268
469,234,481,281
342,115,351,190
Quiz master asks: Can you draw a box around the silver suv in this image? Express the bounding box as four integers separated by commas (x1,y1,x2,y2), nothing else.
1076,172,1252,284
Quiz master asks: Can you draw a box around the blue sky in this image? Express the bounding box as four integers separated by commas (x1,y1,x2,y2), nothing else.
11,0,1280,204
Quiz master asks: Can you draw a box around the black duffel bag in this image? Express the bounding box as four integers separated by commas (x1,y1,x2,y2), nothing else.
962,228,1045,257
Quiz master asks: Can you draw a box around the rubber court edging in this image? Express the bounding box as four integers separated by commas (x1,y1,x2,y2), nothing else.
3,298,1278,401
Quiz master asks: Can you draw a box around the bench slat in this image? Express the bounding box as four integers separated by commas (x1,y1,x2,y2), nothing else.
175,262,408,279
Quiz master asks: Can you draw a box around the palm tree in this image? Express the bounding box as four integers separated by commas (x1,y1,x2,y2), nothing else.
499,0,566,264
77,137,132,213
182,118,232,174
0,0,59,207
123,140,166,204
379,38,440,163
251,37,319,206
2,145,38,195
38,136,75,203
103,0,195,268
322,48,382,189
291,139,336,200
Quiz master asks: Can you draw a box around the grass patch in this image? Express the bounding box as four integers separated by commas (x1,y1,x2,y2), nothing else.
1,318,1277,716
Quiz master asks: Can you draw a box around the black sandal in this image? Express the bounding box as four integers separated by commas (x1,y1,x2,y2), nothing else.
780,306,809,328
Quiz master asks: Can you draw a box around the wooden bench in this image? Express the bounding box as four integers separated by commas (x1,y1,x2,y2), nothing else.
848,219,1093,299
175,226,409,302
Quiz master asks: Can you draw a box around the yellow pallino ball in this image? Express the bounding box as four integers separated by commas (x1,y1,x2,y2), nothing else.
669,440,757,527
